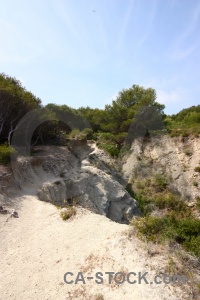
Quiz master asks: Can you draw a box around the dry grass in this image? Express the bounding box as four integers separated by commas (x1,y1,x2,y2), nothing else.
60,206,76,220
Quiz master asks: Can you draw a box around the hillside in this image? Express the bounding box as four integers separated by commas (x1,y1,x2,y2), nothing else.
1,74,200,299
0,139,200,299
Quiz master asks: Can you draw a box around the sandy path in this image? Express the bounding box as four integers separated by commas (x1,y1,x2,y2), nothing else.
0,195,182,300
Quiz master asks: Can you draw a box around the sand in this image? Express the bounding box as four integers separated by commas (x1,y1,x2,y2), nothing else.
0,193,185,300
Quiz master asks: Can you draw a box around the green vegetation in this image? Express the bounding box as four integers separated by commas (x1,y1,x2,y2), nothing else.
1,73,199,156
193,180,198,187
68,128,94,140
60,207,76,220
0,73,41,145
194,166,200,173
0,73,200,263
128,178,200,258
184,147,193,156
94,293,104,300
131,215,200,258
196,197,200,211
165,105,200,137
0,144,15,164
99,143,120,157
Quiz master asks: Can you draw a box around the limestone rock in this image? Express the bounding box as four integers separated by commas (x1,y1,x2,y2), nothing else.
37,180,66,205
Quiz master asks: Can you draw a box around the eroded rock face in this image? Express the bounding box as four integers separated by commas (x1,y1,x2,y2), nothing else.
122,135,200,201
63,165,140,223
36,143,140,223
37,180,66,206
37,167,140,223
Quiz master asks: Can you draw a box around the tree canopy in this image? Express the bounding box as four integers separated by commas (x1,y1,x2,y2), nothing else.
0,73,199,158
0,73,41,144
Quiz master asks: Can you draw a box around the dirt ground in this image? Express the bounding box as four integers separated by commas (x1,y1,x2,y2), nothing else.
0,192,187,300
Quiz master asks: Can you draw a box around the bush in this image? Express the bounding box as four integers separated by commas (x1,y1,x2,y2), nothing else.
68,129,80,139
99,143,120,157
154,193,187,212
81,128,93,139
0,144,15,164
185,236,200,258
126,184,151,215
196,197,200,211
131,216,172,242
131,215,200,258
193,180,198,187
194,166,200,173
152,174,168,191
60,207,76,220
97,132,116,143
94,293,104,300
184,148,193,156
136,181,144,189
176,219,200,243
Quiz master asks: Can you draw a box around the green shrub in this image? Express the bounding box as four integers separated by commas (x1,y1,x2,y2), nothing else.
60,207,76,220
184,148,193,156
0,144,15,164
193,180,198,187
131,216,172,242
94,293,104,300
97,132,116,143
153,174,168,191
68,129,80,139
132,215,200,258
194,166,200,172
136,181,144,189
154,193,187,212
99,143,120,157
80,128,93,139
176,219,200,243
126,184,150,215
196,197,200,211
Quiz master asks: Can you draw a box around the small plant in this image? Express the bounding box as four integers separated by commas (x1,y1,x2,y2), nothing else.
182,164,187,172
193,180,198,187
154,192,187,212
136,181,144,189
131,214,200,258
94,293,104,300
99,143,120,157
184,148,193,156
68,129,80,139
60,206,76,220
153,174,168,192
197,281,200,293
196,197,200,211
81,128,93,139
0,143,15,164
167,256,176,275
194,166,200,173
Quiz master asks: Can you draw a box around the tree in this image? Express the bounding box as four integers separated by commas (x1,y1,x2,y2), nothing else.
103,84,165,133
0,73,41,144
77,107,106,132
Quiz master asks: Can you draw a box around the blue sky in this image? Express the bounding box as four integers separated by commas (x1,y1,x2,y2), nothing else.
0,0,200,115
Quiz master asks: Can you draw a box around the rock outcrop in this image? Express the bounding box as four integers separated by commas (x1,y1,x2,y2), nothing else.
122,135,200,202
31,142,140,223
37,180,67,206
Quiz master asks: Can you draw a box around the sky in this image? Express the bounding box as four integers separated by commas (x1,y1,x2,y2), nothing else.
0,0,200,115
